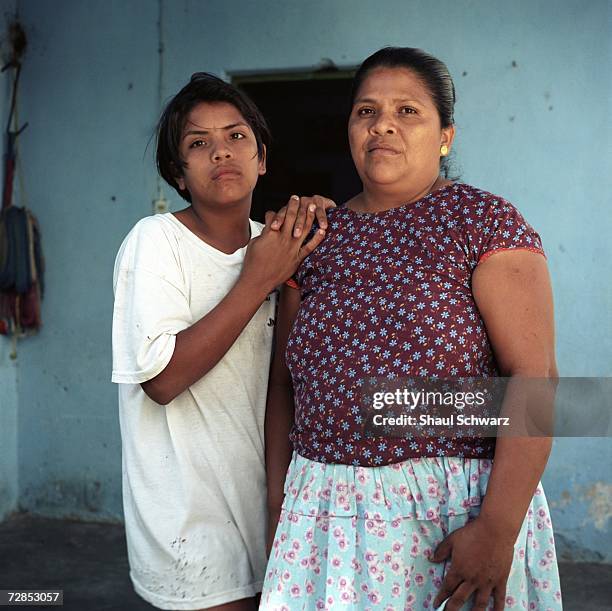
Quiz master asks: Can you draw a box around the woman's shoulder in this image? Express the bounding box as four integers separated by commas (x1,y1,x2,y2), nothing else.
323,204,346,220
299,205,345,238
448,183,544,258
450,182,518,211
438,183,532,230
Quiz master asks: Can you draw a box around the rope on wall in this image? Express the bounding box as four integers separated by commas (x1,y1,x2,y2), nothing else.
0,19,44,358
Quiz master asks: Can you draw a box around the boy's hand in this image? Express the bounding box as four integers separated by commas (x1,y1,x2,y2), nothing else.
241,195,325,294
269,194,336,237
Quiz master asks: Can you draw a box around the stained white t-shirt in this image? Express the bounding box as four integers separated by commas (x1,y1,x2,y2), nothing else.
111,213,275,610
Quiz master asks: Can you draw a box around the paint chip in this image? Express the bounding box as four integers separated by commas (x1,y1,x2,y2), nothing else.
584,482,612,531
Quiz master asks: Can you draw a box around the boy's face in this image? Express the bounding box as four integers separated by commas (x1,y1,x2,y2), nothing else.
176,101,266,208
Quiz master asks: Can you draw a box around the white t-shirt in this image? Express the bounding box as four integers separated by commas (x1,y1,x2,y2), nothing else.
111,213,275,610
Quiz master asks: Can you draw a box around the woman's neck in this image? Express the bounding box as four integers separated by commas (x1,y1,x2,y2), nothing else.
350,175,451,213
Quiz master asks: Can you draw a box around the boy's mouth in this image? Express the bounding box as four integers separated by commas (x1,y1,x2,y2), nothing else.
211,165,242,180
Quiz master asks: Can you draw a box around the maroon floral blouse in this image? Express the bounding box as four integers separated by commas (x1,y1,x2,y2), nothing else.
286,182,545,466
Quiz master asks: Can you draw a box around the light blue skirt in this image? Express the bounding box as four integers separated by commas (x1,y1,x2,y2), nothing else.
260,452,562,610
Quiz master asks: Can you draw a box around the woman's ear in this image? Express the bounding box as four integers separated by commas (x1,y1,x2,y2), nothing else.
441,125,456,153
258,144,267,176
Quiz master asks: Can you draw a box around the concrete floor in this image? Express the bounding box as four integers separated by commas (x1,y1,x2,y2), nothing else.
0,514,610,610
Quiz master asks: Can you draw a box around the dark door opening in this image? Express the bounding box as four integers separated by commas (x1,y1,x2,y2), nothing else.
235,72,361,223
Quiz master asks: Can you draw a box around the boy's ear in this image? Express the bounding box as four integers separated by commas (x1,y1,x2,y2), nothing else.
171,162,186,190
258,144,267,176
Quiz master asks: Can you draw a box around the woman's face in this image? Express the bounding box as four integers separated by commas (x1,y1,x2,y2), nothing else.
348,67,454,193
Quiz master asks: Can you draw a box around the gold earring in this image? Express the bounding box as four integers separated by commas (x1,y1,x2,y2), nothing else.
440,145,449,156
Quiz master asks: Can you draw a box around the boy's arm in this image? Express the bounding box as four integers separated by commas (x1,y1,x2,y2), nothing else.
142,200,322,405
142,275,272,405
264,285,301,553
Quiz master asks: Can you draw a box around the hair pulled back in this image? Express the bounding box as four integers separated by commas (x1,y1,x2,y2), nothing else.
350,47,455,129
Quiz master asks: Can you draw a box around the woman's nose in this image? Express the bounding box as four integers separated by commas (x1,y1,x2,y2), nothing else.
370,112,397,135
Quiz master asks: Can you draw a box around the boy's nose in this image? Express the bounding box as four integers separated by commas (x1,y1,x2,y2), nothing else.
212,148,232,161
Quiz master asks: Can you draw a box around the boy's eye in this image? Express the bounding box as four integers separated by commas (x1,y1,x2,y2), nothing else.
400,106,417,114
189,139,207,149
230,132,246,140
357,107,374,116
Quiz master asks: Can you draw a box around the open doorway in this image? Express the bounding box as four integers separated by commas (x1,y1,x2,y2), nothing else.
234,70,361,223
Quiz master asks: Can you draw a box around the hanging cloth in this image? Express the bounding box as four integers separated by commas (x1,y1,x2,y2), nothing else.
0,54,44,341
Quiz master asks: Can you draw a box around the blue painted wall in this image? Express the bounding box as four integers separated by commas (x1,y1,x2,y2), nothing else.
3,0,610,559
0,0,18,521
0,340,18,520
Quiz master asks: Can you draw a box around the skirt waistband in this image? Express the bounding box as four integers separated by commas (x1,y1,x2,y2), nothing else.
282,452,494,521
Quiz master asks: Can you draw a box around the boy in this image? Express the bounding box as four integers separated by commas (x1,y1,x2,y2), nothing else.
112,73,328,610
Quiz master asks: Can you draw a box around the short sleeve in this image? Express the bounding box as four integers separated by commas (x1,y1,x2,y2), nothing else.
111,218,192,384
474,197,545,266
285,276,300,290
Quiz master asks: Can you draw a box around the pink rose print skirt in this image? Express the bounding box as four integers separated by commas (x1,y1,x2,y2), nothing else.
260,452,562,610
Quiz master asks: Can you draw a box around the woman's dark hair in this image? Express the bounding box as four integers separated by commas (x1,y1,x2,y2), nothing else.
156,72,271,202
350,47,456,176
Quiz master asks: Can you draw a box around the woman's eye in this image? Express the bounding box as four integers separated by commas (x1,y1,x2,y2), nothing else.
357,107,374,116
189,139,206,149
230,132,246,140
400,107,417,115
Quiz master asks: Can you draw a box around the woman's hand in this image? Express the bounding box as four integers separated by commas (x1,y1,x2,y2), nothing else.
430,515,516,611
241,195,325,295
269,194,336,237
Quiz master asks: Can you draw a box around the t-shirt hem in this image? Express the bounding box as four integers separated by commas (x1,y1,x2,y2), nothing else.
111,335,177,384
131,574,263,610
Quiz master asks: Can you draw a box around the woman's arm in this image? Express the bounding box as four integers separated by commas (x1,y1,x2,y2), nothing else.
473,249,557,533
264,284,301,554
432,249,557,611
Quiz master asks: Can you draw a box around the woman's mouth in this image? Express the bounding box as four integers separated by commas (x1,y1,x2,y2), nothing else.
367,142,400,155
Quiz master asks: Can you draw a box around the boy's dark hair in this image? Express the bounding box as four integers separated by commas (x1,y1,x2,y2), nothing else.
156,72,271,203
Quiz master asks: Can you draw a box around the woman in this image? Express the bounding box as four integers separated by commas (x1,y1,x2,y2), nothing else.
262,48,562,610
